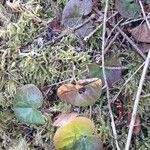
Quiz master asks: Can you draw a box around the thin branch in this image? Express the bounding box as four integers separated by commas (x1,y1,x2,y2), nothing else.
84,11,118,41
139,0,150,29
125,50,150,150
114,26,147,60
111,61,145,103
102,1,120,150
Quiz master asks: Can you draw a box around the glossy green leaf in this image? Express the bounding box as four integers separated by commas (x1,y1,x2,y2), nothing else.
14,84,45,125
116,0,141,18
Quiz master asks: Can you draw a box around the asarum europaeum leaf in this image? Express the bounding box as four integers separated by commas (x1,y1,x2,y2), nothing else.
14,84,45,125
53,117,97,150
115,0,141,18
73,135,103,150
57,78,102,106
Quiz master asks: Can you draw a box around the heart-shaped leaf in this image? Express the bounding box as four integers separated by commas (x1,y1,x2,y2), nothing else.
116,0,141,18
73,135,103,150
14,108,45,125
88,60,122,87
62,0,93,38
57,78,102,106
53,117,95,150
14,84,45,125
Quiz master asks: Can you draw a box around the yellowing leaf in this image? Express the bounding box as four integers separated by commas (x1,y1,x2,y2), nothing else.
57,78,102,106
54,117,95,150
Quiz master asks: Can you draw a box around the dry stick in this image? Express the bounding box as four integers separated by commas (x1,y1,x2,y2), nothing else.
102,1,120,150
115,26,147,60
44,15,94,46
84,11,118,41
139,0,150,29
105,19,123,45
111,61,145,103
104,31,120,54
125,50,150,150
121,16,150,26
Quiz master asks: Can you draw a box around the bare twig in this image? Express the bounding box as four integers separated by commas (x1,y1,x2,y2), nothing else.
114,26,147,60
125,50,150,150
102,1,120,150
139,0,150,29
84,11,118,41
111,61,145,103
121,16,150,26
104,31,120,54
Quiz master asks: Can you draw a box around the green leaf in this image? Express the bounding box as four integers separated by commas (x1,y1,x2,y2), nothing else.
74,135,103,150
54,117,95,150
13,84,45,125
87,62,121,87
14,84,43,108
14,108,45,125
116,0,141,18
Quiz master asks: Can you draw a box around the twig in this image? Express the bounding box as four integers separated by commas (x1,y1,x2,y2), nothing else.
114,26,147,60
111,61,145,103
139,0,150,29
84,11,118,41
102,1,120,150
104,31,120,54
125,50,150,150
44,15,95,46
121,16,150,26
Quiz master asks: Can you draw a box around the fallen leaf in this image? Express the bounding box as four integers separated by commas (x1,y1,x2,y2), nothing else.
62,0,93,38
137,43,150,53
57,78,102,106
53,112,79,127
127,113,141,136
115,0,141,18
114,99,126,126
48,18,63,32
129,22,150,43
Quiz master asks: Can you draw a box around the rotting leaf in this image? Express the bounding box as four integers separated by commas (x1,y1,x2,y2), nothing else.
53,112,79,127
129,22,150,43
62,0,93,38
88,59,122,87
57,78,102,106
53,117,95,150
115,0,141,18
14,84,45,125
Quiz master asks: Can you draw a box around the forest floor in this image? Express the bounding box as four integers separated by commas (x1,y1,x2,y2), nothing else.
0,0,150,150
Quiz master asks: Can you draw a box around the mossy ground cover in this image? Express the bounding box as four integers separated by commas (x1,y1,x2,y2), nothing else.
0,0,150,149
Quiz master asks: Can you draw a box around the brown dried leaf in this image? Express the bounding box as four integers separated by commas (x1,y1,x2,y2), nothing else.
130,22,150,43
57,78,102,106
53,112,79,127
127,113,141,136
